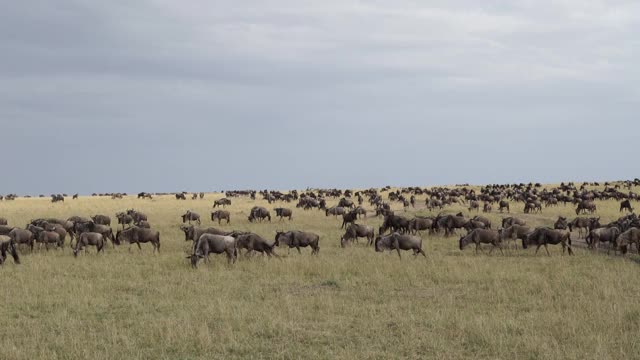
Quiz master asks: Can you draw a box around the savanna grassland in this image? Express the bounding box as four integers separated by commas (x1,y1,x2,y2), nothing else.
0,187,639,360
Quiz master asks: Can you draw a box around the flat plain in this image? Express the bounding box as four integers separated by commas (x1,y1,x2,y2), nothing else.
0,186,639,360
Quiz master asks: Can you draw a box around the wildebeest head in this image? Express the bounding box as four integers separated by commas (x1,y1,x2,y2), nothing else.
180,224,193,241
186,254,203,268
274,231,285,246
458,235,468,250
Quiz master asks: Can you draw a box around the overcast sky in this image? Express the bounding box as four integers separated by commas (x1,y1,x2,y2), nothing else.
1,1,638,194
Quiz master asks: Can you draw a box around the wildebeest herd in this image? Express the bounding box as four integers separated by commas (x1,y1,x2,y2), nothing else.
2,179,640,267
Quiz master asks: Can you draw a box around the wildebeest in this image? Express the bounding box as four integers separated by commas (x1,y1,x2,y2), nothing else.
433,213,467,236
91,214,111,226
468,200,480,212
175,193,187,200
138,192,153,199
8,228,35,251
181,210,201,225
51,194,64,203
341,210,358,229
210,210,231,225
135,220,150,228
576,200,597,215
0,217,7,226
325,206,345,217
341,223,375,247
498,200,510,213
188,234,238,267
275,231,320,255
28,224,62,250
459,229,503,255
524,201,542,214
568,217,599,238
614,227,640,254
472,215,492,229
0,235,20,265
379,214,411,234
338,198,355,209
353,206,367,218
522,227,573,256
483,203,492,213
180,224,227,243
213,198,231,208
274,208,293,221
73,232,105,257
502,217,526,228
408,216,433,235
620,200,634,213
374,233,426,259
0,225,13,236
233,232,279,258
248,207,271,222
499,224,531,249
554,216,568,230
116,212,134,229
116,226,160,253
587,227,620,252
126,209,147,223
73,221,116,247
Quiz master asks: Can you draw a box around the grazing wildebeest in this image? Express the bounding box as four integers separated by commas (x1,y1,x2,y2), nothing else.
213,198,231,208
374,233,426,259
0,218,7,226
116,227,160,253
341,223,375,247
483,203,492,213
116,212,134,229
587,227,620,252
8,228,35,251
233,232,279,258
180,225,227,243
175,193,187,200
554,216,568,230
274,208,293,221
325,206,345,217
51,194,64,203
0,235,20,265
210,210,231,224
188,234,238,268
341,210,358,229
499,224,531,249
576,200,597,215
73,232,105,257
126,209,148,224
498,200,510,213
614,228,640,254
468,200,480,212
248,207,271,222
502,217,526,228
408,217,433,235
620,200,634,213
73,221,116,247
91,214,111,226
181,210,201,225
522,228,573,256
275,231,320,255
459,229,503,255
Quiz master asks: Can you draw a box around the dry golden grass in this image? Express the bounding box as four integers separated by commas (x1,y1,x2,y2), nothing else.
0,188,639,359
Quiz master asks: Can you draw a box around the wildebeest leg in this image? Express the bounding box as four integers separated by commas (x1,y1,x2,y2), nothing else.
136,242,142,251
296,246,301,254
544,244,551,256
396,247,402,259
535,244,542,255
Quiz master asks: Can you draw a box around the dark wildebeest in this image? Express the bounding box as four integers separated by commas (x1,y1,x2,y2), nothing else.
28,225,61,250
408,217,433,235
468,200,480,212
72,194,79,200
116,227,160,253
499,224,531,249
73,232,105,257
275,231,320,255
459,229,503,255
210,210,231,225
463,219,486,233
51,194,64,203
483,203,492,213
498,200,510,213
233,232,279,258
8,228,35,251
614,228,640,254
353,206,367,218
576,200,597,215
181,210,201,225
522,228,573,256
0,218,7,226
116,212,134,229
213,198,231,208
379,214,411,234
472,215,492,229
338,198,355,209
568,217,599,238
180,225,227,244
524,201,542,214
176,193,187,200
274,208,293,221
135,220,150,228
502,217,526,228
126,209,148,223
554,216,568,230
434,213,467,236
341,223,375,247
325,206,345,217
0,235,20,265
188,234,238,268
341,210,358,229
620,200,634,213
374,233,426,259
73,221,116,247
0,225,13,236
91,214,111,226
587,227,620,252
138,192,153,199
248,207,271,222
